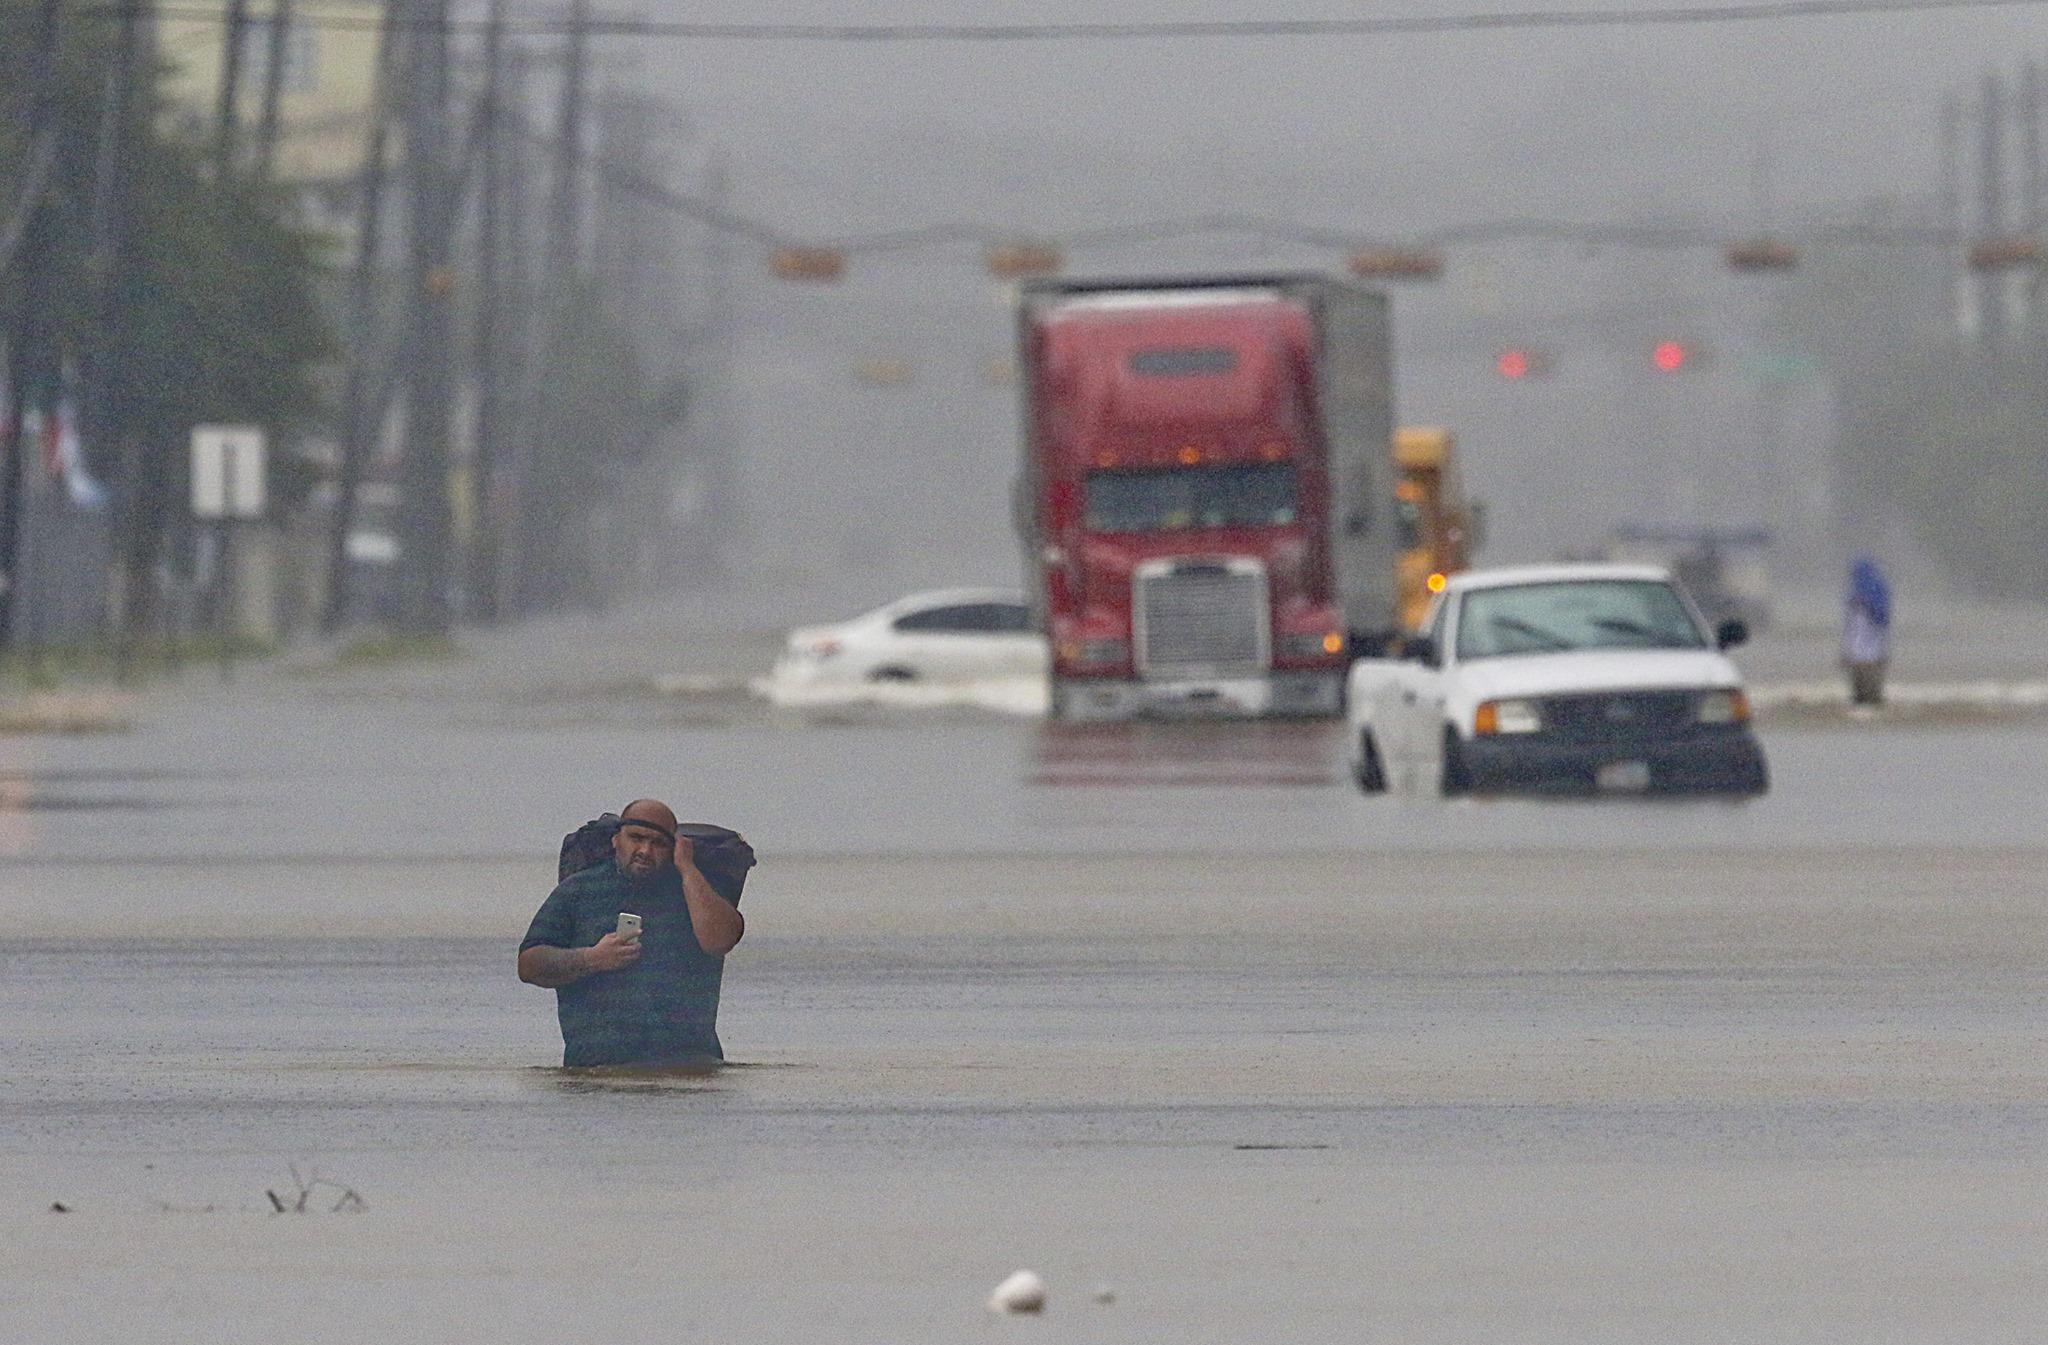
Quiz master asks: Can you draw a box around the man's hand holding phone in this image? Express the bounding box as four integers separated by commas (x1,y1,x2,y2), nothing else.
585,913,643,974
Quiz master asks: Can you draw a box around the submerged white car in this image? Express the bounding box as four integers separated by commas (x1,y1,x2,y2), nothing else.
772,588,1047,685
1346,563,1768,796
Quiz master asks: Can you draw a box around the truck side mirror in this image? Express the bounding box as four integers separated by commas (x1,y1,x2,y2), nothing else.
1715,619,1749,650
1405,635,1439,667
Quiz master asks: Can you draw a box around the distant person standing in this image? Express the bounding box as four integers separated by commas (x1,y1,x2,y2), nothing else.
518,799,749,1067
1841,555,1892,708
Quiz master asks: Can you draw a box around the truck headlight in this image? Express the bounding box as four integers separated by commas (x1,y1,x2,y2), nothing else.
1278,630,1344,659
1474,698,1541,735
1697,689,1749,724
1076,638,1129,666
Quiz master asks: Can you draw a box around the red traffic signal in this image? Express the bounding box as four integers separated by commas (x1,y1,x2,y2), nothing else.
1495,348,1550,380
1651,340,1688,373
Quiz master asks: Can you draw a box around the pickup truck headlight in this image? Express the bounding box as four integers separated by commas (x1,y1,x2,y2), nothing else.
1474,698,1541,735
1278,630,1344,659
1697,689,1750,724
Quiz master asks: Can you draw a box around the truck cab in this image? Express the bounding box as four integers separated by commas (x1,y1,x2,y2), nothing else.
1019,276,1397,721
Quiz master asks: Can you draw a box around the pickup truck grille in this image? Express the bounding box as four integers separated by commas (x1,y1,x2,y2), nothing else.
1135,563,1269,676
1541,690,1696,740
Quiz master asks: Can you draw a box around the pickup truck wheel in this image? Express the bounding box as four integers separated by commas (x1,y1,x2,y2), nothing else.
1439,726,1472,797
1352,729,1387,793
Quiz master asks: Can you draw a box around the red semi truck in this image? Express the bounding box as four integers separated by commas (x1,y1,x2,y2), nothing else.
1016,275,1400,720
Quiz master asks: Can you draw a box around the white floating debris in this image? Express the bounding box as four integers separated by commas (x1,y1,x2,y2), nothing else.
752,673,1049,718
987,1269,1047,1314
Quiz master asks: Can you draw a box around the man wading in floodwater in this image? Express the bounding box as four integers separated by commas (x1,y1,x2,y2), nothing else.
518,800,746,1067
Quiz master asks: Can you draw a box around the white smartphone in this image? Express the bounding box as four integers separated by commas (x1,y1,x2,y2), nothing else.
615,912,643,941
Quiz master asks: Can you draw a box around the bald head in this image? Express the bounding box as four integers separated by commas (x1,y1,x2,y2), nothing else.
620,798,678,834
613,799,679,881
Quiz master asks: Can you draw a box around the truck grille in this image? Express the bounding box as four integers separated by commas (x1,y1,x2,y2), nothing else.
1135,563,1269,676
1541,690,1696,741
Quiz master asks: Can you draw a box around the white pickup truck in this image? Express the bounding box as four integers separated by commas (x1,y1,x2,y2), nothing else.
1346,563,1768,796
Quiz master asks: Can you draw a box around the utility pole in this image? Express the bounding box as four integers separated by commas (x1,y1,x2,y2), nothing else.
700,149,739,581
254,0,297,180
0,0,65,650
511,0,590,614
1941,93,1971,338
2022,60,2043,325
1979,72,2007,344
90,0,145,664
491,44,534,619
466,0,510,621
545,0,592,295
393,0,458,634
320,0,403,633
216,0,252,178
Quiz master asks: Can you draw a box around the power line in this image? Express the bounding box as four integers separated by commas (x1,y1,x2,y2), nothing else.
513,137,1973,254
111,0,2048,40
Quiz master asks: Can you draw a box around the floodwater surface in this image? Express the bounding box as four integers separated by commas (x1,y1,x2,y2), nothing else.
3,638,2046,1342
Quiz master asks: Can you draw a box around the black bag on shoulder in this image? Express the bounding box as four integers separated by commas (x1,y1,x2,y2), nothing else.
557,814,756,906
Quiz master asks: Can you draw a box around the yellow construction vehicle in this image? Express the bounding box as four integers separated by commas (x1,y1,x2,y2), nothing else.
1392,427,1481,631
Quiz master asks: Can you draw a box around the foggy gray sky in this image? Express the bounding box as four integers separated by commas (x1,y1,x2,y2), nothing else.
606,1,2046,614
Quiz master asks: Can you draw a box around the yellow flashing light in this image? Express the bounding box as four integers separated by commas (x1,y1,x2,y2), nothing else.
1177,445,1202,465
1321,631,1343,655
1427,572,1448,594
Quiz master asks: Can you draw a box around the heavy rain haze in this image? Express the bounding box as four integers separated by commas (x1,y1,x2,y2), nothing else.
607,0,2048,615
9,3,2048,1341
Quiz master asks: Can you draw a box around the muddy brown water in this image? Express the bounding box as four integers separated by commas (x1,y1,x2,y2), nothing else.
3,647,2045,1341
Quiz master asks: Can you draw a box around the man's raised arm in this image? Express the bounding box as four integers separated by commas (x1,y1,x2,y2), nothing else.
677,837,744,955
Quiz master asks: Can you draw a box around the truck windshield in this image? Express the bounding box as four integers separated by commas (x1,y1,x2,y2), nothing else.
1128,348,1238,376
1084,465,1298,532
1455,580,1707,660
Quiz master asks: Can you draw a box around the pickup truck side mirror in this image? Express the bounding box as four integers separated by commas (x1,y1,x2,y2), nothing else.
1715,619,1749,651
1405,635,1440,668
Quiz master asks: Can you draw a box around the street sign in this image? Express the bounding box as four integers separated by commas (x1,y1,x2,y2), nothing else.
191,425,266,520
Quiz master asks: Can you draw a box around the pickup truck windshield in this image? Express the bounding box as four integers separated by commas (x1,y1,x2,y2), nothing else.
1084,464,1297,532
1456,580,1707,660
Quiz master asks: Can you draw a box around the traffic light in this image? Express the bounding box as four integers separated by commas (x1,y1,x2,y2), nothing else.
1968,236,2041,272
1725,238,1800,272
768,246,847,282
985,242,1064,279
1648,339,1715,373
1348,247,1445,282
1495,348,1551,380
